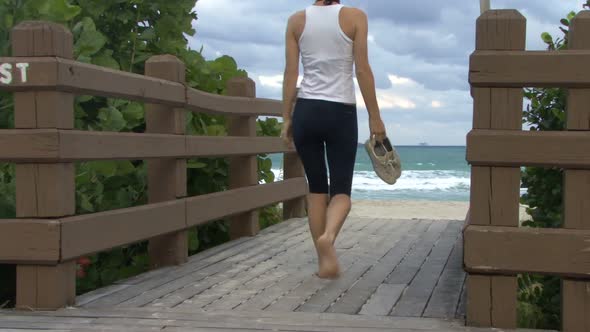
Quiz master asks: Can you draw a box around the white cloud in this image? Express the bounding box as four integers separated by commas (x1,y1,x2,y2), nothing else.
191,0,586,144
258,75,283,89
388,75,416,86
431,101,443,108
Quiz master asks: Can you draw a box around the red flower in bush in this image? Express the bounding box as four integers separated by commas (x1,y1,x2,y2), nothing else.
77,257,91,267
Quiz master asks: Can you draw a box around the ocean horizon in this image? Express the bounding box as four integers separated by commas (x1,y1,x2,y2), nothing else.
269,145,472,202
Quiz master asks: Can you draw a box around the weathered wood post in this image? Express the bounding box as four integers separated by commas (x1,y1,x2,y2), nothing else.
227,77,260,238
145,55,188,268
563,11,590,331
283,150,306,219
12,21,76,310
466,10,525,328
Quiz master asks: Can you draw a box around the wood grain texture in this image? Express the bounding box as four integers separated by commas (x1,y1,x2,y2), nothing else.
470,50,590,88
563,12,590,332
0,219,61,264
464,225,590,277
61,201,186,261
283,153,307,219
226,77,260,239
186,178,307,228
467,129,590,168
467,9,525,329
145,55,188,269
11,20,77,310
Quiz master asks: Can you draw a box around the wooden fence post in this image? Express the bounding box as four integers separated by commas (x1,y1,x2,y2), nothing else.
563,11,590,332
227,77,260,239
12,21,76,310
145,55,188,268
466,10,525,328
283,153,306,219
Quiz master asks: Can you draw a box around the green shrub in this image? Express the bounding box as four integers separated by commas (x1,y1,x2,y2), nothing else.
518,3,590,329
0,0,285,305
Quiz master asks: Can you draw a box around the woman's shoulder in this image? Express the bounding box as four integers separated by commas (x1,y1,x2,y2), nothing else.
341,6,367,19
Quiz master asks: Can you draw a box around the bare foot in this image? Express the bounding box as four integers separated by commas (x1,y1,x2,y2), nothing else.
316,234,340,279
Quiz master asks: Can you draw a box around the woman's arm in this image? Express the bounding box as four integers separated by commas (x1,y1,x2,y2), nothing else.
282,13,301,121
352,9,386,140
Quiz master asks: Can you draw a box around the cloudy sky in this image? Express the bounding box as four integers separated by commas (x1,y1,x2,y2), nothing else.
188,0,587,146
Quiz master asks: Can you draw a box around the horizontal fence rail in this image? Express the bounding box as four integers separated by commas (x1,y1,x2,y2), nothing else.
0,20,308,310
467,129,590,168
470,50,590,88
0,130,294,161
465,9,590,331
0,178,307,264
0,56,283,116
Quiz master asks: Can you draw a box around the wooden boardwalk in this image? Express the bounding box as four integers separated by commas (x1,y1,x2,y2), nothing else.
0,217,550,331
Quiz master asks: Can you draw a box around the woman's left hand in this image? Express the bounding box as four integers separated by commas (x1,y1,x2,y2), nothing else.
281,119,294,149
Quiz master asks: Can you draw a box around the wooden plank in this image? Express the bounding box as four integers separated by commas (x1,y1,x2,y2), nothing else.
476,10,526,51
423,233,466,319
283,152,306,220
186,85,282,116
467,129,590,168
490,276,517,328
472,88,491,129
11,21,72,57
469,50,590,88
227,77,260,239
359,284,406,316
0,56,185,106
326,220,425,314
464,225,590,277
12,21,76,311
145,55,188,269
138,227,311,308
60,200,186,261
15,163,75,219
235,218,375,311
186,178,307,227
93,221,308,307
466,275,491,327
186,136,294,157
563,13,590,332
0,219,60,264
14,92,73,129
456,275,467,319
563,280,590,331
0,130,293,162
16,262,76,311
1,308,496,331
201,245,310,311
265,219,387,312
390,222,460,317
384,221,446,285
273,219,394,313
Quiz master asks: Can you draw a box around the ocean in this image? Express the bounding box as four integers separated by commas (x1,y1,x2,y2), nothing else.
269,146,471,202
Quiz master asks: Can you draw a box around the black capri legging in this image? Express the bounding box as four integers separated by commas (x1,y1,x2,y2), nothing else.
292,98,358,198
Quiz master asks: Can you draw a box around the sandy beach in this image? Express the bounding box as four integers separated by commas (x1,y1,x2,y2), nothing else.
350,200,531,221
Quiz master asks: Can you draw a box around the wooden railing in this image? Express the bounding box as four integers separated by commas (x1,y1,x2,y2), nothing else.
465,10,590,330
0,21,307,310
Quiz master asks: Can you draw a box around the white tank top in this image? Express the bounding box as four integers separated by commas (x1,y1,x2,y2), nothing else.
297,4,356,105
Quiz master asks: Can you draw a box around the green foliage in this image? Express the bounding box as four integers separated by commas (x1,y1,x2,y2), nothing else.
0,0,285,305
517,274,561,330
517,4,590,329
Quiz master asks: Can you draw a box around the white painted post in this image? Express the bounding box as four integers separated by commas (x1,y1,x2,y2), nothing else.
480,0,491,14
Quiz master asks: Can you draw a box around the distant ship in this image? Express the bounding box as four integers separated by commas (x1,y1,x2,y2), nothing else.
419,142,429,146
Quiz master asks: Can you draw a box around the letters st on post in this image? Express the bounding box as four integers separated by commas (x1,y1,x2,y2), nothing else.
0,62,30,84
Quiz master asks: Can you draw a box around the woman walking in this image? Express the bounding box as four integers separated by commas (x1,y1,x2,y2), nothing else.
281,0,386,279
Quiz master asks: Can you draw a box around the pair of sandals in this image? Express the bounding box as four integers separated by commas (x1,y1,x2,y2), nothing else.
364,135,402,185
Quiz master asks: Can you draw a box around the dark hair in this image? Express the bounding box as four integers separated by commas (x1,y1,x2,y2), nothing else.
320,0,340,4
